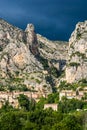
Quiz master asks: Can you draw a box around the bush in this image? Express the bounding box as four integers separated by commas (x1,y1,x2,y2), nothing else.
69,62,80,68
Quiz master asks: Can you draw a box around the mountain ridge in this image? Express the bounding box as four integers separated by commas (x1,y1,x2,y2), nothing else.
0,18,68,94
0,18,87,94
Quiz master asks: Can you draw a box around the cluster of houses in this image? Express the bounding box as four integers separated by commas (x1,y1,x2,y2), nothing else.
0,91,46,108
0,87,87,111
44,87,87,111
59,87,87,101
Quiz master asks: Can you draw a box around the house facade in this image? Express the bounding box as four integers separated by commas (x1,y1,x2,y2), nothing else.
44,104,58,111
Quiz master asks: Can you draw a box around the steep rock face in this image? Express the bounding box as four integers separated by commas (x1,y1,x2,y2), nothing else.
37,34,68,71
0,19,24,49
0,19,47,93
0,18,68,94
0,19,43,76
25,24,39,55
66,21,87,83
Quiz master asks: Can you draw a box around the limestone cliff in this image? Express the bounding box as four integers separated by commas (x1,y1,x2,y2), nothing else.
25,24,39,55
0,18,68,94
66,21,87,83
1,18,87,91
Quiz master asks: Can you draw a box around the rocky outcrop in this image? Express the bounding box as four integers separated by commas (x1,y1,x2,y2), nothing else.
0,19,43,76
0,18,68,94
37,34,68,71
66,21,87,83
2,18,87,92
25,24,39,55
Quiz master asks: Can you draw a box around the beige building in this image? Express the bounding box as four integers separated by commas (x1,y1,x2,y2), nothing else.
0,91,46,108
44,104,58,111
59,88,87,101
59,90,76,100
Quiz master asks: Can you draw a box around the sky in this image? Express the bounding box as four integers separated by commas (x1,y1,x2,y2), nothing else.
0,0,87,41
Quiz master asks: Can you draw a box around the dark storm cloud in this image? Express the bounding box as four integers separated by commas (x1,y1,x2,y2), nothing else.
0,0,87,41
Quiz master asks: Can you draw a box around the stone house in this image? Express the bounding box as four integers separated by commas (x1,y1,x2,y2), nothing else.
59,90,76,100
59,88,87,101
0,90,46,108
44,104,58,111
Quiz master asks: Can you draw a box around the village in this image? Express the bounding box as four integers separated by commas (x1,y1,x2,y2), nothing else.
0,91,46,108
59,87,87,101
44,87,87,111
0,86,87,110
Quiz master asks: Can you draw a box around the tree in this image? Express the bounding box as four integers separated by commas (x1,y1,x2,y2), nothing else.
22,121,38,130
1,100,13,112
18,94,30,111
46,93,59,103
61,115,82,130
36,97,46,110
58,98,85,113
0,112,22,130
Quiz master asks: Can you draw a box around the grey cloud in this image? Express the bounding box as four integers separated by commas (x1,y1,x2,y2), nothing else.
0,0,87,40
